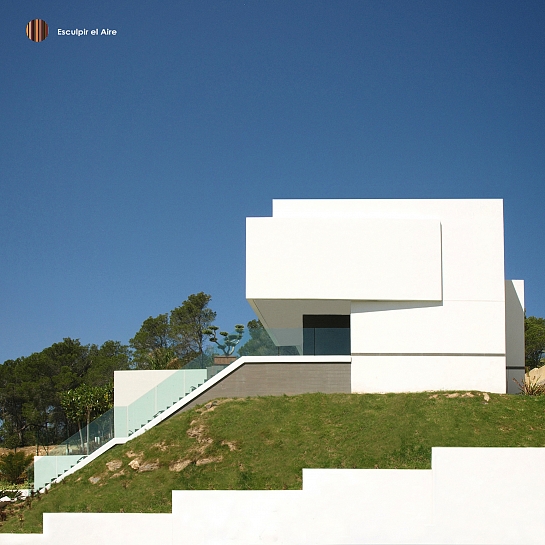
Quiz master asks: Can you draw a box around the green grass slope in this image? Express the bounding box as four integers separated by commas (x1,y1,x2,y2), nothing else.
2,391,545,533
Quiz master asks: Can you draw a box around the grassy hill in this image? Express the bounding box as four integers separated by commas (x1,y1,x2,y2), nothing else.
2,391,545,533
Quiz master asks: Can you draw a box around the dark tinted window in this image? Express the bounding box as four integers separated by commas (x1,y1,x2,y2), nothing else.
303,315,350,355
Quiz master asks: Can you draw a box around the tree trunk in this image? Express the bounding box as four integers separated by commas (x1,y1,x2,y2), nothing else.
78,422,84,454
86,410,91,455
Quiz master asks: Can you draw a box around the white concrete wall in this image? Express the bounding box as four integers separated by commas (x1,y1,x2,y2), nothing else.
5,447,545,544
247,216,442,301
43,514,173,545
351,355,506,393
431,447,545,544
350,300,506,355
272,199,505,300
248,199,509,393
271,199,506,302
114,370,179,407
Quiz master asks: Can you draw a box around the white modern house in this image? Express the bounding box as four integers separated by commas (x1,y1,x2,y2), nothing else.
33,198,525,493
247,199,525,394
19,198,538,545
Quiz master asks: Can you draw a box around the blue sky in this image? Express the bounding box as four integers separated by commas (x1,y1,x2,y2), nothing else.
1,1,544,363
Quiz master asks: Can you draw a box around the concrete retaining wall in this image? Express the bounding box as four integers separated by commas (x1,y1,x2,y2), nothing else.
3,447,544,544
180,360,351,411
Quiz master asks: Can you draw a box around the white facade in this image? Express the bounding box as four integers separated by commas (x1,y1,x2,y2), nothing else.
246,199,525,393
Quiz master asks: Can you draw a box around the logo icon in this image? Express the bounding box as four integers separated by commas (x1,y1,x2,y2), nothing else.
26,19,49,42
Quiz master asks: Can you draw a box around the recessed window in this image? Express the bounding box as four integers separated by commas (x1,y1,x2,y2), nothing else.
303,315,350,355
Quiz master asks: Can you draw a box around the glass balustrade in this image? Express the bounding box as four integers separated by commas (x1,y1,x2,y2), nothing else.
48,408,114,457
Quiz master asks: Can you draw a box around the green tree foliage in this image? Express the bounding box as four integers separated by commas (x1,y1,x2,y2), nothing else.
0,339,92,448
0,339,129,449
129,314,173,368
60,384,113,454
170,292,216,359
84,341,131,387
204,324,245,355
0,293,216,449
147,347,180,370
0,452,33,485
130,293,216,369
525,316,545,370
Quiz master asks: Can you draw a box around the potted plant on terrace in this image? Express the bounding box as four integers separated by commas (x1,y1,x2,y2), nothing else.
203,324,245,365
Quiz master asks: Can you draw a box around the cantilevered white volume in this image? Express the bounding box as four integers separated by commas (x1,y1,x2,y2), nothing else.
246,199,525,394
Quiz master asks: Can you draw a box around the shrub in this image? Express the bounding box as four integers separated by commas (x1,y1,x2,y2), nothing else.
513,377,545,396
0,452,33,485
